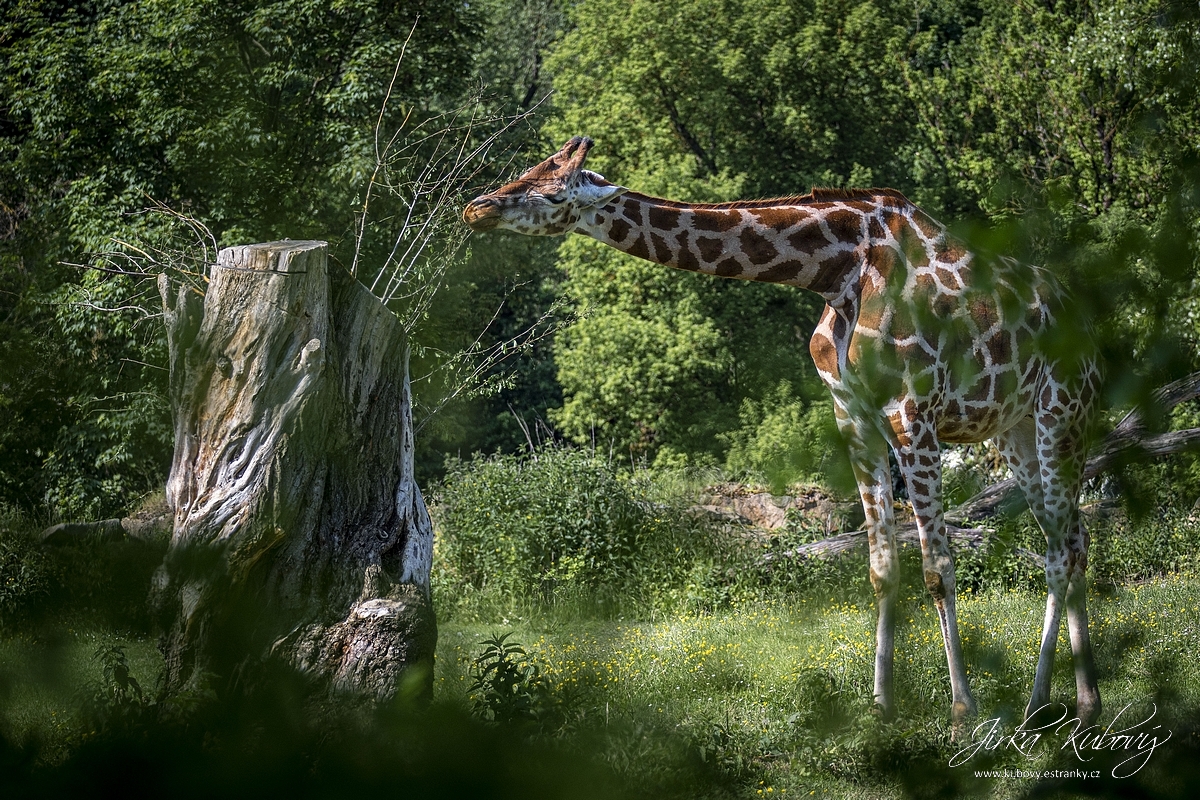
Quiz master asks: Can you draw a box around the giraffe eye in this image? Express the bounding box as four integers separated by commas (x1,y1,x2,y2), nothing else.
545,195,566,205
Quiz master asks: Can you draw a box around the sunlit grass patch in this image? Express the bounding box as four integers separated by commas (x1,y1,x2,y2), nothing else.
438,574,1200,798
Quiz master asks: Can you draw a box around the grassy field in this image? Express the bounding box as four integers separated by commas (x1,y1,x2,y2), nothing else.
434,574,1200,799
5,574,1197,798
4,472,1200,798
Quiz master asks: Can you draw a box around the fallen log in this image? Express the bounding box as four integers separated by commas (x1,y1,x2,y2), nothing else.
761,522,1045,568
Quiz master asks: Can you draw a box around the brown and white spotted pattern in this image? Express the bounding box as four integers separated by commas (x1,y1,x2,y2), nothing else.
464,137,1103,727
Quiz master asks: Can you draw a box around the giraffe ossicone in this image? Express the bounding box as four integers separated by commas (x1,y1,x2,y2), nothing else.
464,136,1102,728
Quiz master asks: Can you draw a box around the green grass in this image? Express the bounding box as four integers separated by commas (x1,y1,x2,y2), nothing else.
0,630,162,761
437,575,1200,799
5,475,1200,799
3,573,1199,797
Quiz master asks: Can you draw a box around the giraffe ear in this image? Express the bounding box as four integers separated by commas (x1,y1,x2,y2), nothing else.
574,170,627,208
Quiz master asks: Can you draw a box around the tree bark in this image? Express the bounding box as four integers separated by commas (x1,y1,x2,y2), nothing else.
153,240,435,702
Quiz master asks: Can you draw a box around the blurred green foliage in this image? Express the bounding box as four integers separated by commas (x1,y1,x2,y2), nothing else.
2,660,654,800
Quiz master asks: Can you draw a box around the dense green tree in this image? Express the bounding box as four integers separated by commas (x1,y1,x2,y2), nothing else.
0,0,486,515
1,0,1197,512
907,0,1200,219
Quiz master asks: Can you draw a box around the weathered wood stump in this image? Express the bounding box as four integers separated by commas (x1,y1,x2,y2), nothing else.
153,240,435,702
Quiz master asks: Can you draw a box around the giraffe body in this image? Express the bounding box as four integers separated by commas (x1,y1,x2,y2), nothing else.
464,137,1102,726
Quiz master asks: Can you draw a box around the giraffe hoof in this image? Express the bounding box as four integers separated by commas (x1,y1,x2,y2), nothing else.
1076,694,1101,727
949,702,976,742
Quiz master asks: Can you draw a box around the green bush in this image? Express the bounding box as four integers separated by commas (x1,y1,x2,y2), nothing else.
953,514,1045,593
721,383,851,495
0,506,51,625
467,633,556,727
433,448,749,618
1089,509,1200,585
0,500,166,634
1163,400,1200,507
434,448,643,607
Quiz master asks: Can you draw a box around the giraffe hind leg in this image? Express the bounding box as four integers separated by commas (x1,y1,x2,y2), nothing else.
998,411,1099,723
1065,516,1100,724
893,414,975,728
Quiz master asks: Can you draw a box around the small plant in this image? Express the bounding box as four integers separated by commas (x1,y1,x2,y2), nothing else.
467,632,553,726
80,644,157,737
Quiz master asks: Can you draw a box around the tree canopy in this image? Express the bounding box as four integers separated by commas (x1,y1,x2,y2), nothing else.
1,0,1198,515
544,0,1200,469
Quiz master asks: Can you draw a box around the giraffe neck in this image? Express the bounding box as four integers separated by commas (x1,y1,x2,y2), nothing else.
572,190,911,301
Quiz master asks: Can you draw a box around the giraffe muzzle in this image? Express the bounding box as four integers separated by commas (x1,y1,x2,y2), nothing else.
462,198,501,231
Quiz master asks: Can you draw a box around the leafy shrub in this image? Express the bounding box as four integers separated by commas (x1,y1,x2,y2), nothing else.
434,448,645,607
79,644,159,740
953,514,1045,593
941,442,1008,508
434,447,753,617
0,506,51,625
1161,399,1200,507
1088,509,1200,585
721,382,851,495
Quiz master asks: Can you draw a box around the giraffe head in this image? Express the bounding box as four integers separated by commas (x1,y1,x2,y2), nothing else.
463,136,627,235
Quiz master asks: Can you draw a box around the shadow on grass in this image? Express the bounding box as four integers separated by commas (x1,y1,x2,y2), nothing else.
0,657,738,800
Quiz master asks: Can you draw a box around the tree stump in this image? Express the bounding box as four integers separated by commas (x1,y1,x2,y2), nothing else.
154,240,435,702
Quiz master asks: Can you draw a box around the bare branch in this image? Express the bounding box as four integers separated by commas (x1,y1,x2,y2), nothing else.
762,522,1046,568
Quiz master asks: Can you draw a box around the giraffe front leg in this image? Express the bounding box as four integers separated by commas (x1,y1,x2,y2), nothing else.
836,412,899,719
893,419,976,729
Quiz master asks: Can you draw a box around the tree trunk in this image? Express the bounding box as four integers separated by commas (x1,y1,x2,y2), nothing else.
153,240,435,702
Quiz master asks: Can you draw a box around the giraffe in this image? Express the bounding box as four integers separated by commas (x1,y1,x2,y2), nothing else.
463,136,1102,727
